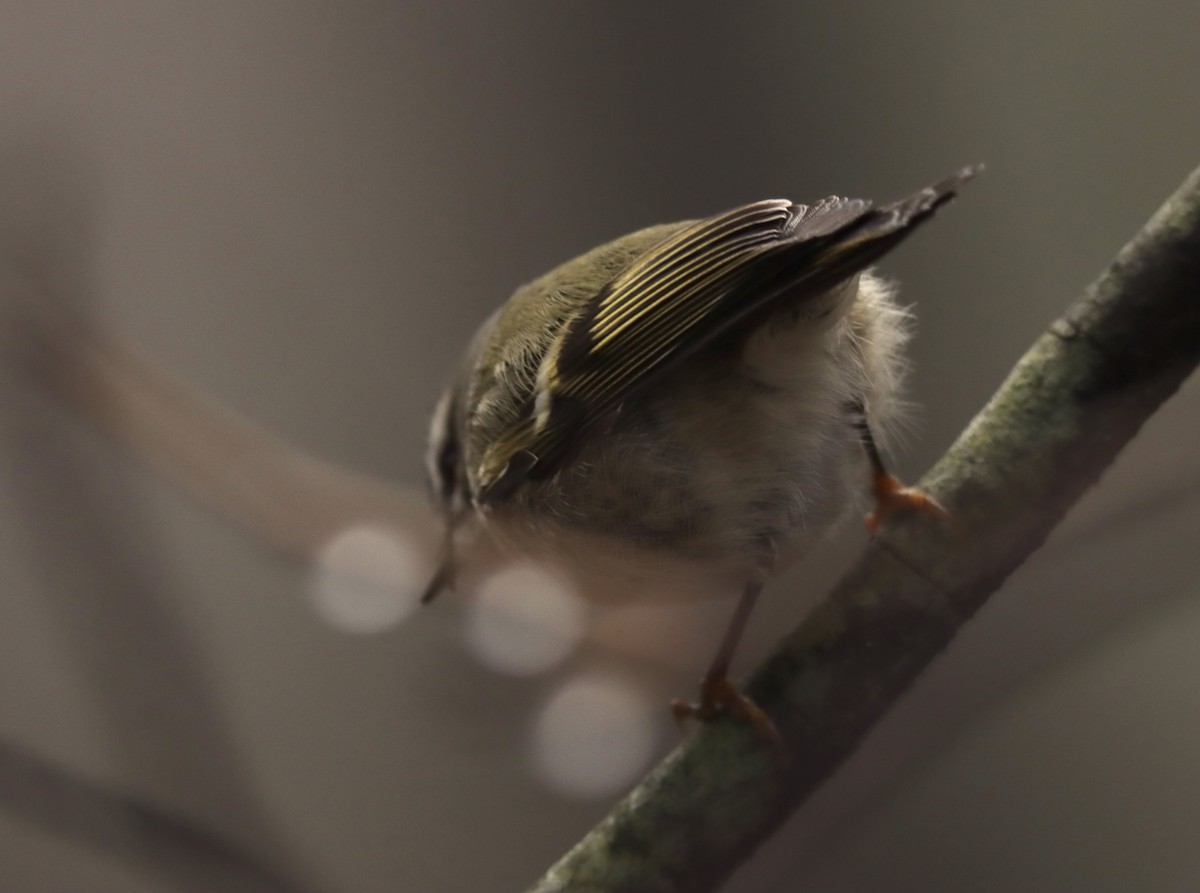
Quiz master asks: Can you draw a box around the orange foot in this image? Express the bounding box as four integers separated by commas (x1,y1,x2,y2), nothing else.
866,472,951,534
671,676,784,753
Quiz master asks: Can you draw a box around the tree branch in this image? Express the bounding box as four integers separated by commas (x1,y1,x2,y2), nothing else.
527,164,1200,893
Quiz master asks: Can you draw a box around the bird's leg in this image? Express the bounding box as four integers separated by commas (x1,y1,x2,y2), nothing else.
852,406,950,533
671,579,783,750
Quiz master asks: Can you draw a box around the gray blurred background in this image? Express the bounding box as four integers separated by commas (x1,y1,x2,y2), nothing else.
1,2,1199,891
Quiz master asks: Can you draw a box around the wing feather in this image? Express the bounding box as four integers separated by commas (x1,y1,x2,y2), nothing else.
477,166,980,503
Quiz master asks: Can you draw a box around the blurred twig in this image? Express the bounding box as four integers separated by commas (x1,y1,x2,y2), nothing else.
8,313,439,560
526,165,1200,893
0,738,306,893
0,138,323,893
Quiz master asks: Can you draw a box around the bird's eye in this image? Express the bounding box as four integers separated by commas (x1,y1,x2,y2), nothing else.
426,388,462,506
435,436,459,502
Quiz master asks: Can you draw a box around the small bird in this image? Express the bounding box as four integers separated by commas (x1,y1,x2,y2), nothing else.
423,167,978,743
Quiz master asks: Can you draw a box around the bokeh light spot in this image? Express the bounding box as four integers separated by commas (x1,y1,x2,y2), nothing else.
464,561,586,676
531,673,660,799
309,524,422,634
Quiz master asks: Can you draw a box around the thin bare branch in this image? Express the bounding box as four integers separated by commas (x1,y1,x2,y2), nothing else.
0,738,307,893
6,313,437,559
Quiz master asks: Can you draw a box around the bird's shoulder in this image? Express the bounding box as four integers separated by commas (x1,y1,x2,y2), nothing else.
463,221,691,446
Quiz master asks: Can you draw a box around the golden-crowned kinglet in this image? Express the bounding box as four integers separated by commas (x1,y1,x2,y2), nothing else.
424,166,978,742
